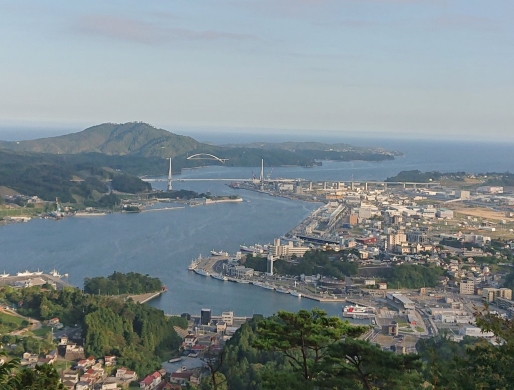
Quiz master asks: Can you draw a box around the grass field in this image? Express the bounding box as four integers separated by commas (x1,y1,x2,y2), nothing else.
0,311,27,333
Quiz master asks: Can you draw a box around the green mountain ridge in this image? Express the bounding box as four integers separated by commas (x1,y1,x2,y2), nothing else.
0,122,201,158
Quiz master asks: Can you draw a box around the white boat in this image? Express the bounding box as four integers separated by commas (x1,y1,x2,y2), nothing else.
290,291,302,298
342,305,375,318
50,269,62,278
211,274,228,281
227,277,238,283
211,250,229,256
188,255,201,271
276,288,290,294
188,260,198,271
236,279,250,284
240,245,264,254
0,271,10,278
17,270,34,277
33,269,43,275
194,269,210,277
253,282,275,290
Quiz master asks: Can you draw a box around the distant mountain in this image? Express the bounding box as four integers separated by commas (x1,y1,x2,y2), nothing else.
0,122,201,158
0,122,401,171
222,141,403,162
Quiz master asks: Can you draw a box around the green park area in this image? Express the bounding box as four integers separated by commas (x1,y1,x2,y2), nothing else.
0,311,28,333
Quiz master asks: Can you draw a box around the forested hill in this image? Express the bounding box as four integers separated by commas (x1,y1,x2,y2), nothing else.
84,272,163,295
0,122,400,165
0,122,201,159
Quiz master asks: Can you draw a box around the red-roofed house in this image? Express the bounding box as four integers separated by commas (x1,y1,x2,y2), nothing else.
191,344,208,353
170,371,192,385
139,371,162,390
77,356,95,370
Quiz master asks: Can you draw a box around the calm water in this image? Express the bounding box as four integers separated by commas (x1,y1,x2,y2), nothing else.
1,138,513,317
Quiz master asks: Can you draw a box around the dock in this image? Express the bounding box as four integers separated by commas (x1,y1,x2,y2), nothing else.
0,273,73,289
127,291,165,304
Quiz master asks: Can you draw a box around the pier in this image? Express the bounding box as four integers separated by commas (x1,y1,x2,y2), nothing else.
0,273,73,289
127,291,165,304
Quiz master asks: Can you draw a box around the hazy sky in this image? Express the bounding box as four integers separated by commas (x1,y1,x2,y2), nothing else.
1,0,513,140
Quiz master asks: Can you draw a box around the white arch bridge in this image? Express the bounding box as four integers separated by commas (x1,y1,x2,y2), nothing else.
186,153,228,163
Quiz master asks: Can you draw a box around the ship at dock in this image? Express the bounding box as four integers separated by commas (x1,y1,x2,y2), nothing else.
210,250,229,256
239,244,269,255
276,288,290,294
254,281,275,290
211,273,228,281
188,255,201,271
342,305,375,319
194,268,210,277
290,290,302,298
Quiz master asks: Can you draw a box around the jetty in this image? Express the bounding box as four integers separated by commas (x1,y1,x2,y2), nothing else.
0,273,73,290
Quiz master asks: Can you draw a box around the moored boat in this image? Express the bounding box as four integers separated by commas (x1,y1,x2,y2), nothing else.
194,269,210,277
276,288,290,294
342,305,375,318
290,291,302,298
211,273,228,281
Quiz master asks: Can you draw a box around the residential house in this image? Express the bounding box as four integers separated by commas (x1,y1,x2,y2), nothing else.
183,334,198,348
75,382,92,390
104,355,117,367
100,383,118,390
170,371,192,385
116,367,138,382
77,356,96,370
139,371,162,390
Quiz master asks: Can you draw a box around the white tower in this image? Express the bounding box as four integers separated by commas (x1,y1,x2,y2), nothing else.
259,159,264,189
167,158,173,191
267,253,275,276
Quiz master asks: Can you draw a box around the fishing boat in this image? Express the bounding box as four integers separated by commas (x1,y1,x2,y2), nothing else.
276,288,290,294
290,291,302,298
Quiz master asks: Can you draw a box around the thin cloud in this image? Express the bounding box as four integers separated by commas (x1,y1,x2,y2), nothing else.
76,15,256,45
433,14,502,32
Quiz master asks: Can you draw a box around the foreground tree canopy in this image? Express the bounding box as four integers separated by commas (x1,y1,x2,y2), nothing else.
0,354,65,390
200,308,514,390
0,274,184,377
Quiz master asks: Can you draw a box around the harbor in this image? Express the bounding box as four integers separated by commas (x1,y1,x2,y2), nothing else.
187,253,349,303
0,270,72,289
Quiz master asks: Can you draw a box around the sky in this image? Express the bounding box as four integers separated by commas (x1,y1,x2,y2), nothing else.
0,0,513,140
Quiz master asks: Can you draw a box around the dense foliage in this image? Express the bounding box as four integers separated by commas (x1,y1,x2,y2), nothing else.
211,309,422,390
0,280,182,376
242,250,358,278
385,170,445,183
152,189,210,200
111,174,151,193
0,149,152,202
0,355,65,390
208,308,514,390
84,271,163,295
386,263,445,288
